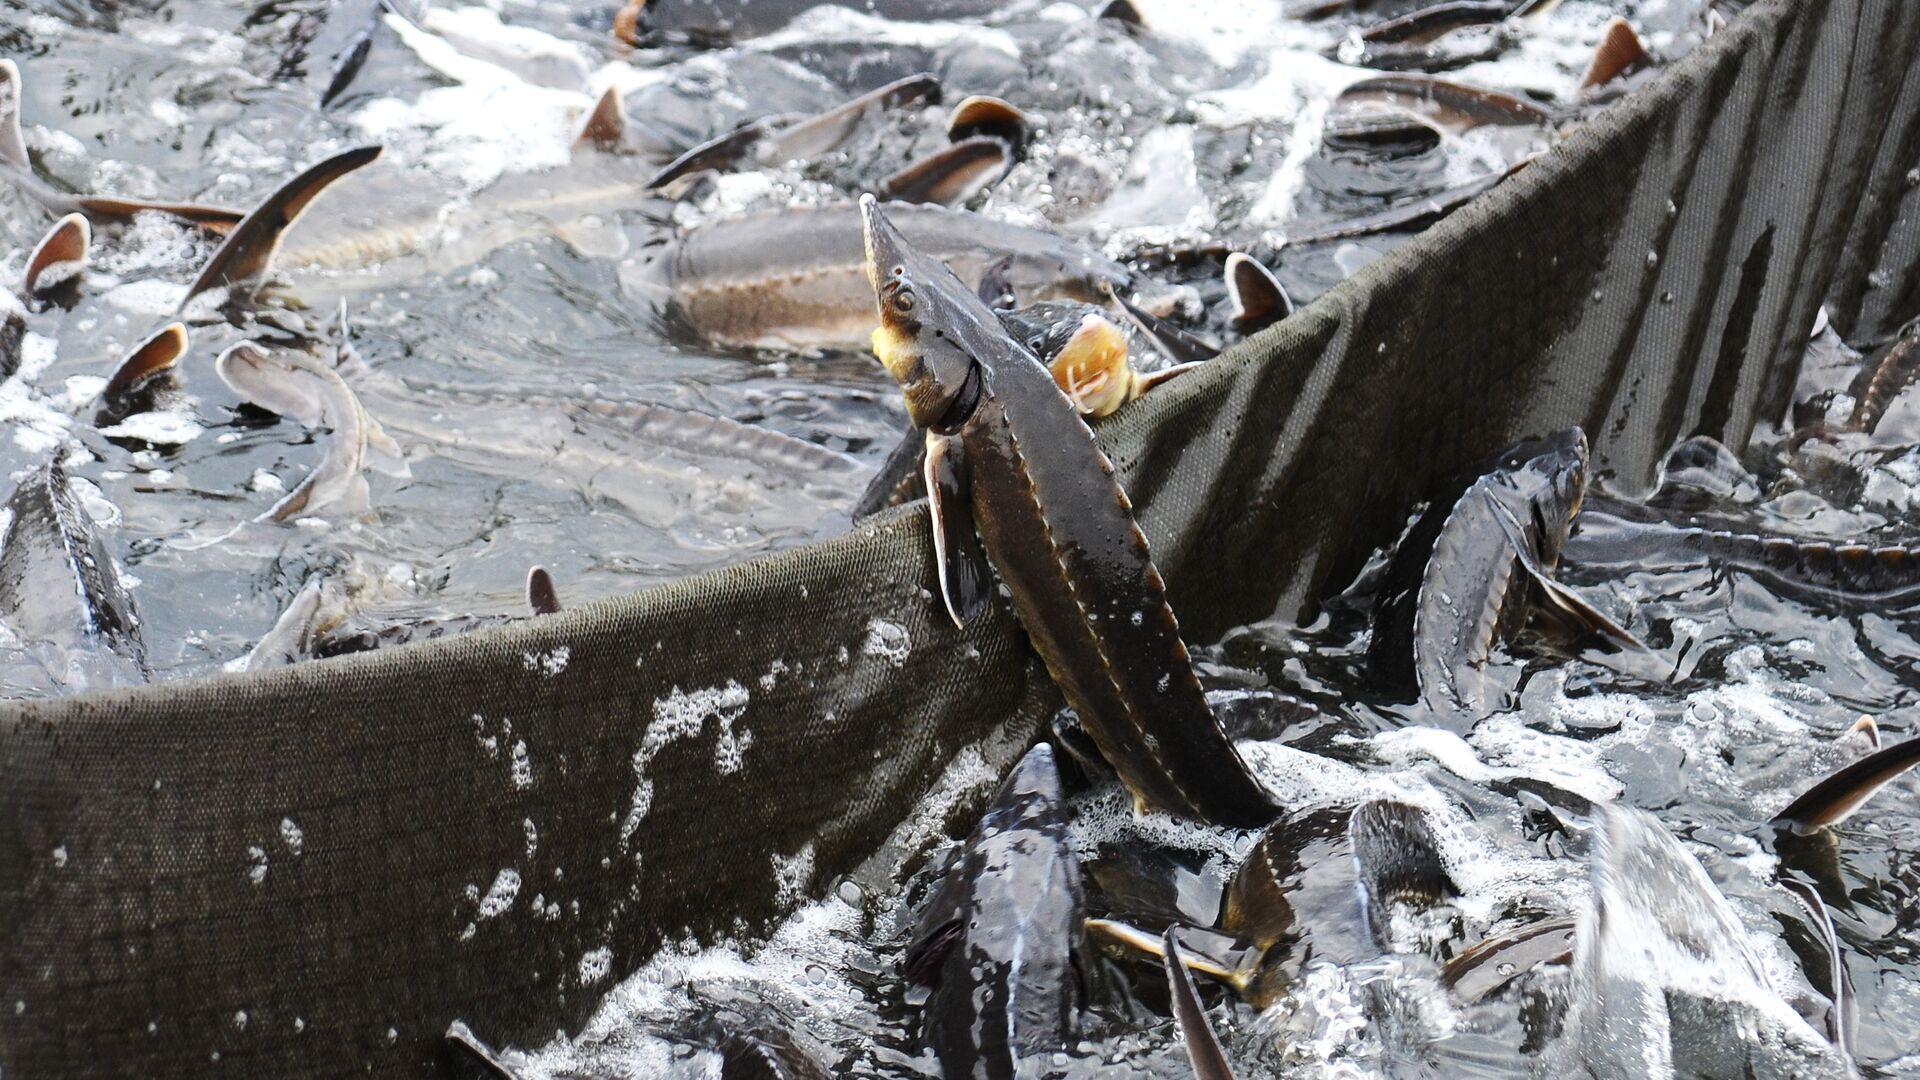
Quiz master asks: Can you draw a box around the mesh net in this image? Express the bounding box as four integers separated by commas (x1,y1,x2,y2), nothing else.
4,0,1919,1074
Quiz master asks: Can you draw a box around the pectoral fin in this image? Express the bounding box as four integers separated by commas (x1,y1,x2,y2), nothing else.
1163,928,1238,1080
184,145,383,305
925,433,989,629
1484,492,1644,654
1773,736,1920,833
1105,283,1219,364
1224,251,1292,330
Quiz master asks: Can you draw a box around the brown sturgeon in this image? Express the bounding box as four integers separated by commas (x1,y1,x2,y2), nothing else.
860,194,1275,827
631,199,1132,351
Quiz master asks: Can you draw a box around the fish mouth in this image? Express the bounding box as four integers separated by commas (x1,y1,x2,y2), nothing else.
1050,314,1132,418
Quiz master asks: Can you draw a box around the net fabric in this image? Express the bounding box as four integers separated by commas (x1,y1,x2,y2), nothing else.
3,0,1917,1075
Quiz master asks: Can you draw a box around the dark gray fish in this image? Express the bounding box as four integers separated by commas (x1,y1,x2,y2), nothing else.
1368,428,1637,718
1163,928,1238,1080
1335,74,1553,132
1282,163,1522,246
183,145,385,308
1358,1,1513,44
632,199,1131,351
0,458,148,693
317,0,388,108
863,195,1276,826
1348,799,1458,941
244,577,327,671
1773,736,1920,834
0,60,244,232
709,1006,832,1080
916,743,1084,1077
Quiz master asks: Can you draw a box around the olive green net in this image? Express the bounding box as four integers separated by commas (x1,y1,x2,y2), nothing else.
5,0,1919,1075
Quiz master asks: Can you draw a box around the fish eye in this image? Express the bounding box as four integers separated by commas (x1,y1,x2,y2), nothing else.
892,288,916,315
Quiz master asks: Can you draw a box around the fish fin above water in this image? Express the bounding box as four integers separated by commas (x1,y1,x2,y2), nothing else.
183,145,383,305
1104,283,1220,364
1579,17,1648,93
1442,918,1577,1003
575,84,626,150
525,566,561,615
1483,492,1646,656
1773,736,1920,833
70,195,245,232
925,432,990,629
1848,713,1881,751
852,424,927,521
646,116,787,190
443,1020,526,1080
875,136,1012,208
101,322,188,407
766,73,941,164
1349,799,1457,910
1224,251,1292,330
1162,928,1238,1080
1781,879,1855,1061
946,95,1030,156
23,212,88,300
1131,361,1205,396
1098,0,1147,29
244,576,327,671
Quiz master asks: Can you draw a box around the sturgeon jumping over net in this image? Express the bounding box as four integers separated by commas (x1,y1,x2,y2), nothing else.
859,194,1276,827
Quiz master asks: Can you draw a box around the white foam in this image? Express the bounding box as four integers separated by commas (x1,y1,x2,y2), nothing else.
619,681,753,846
477,868,522,919
98,410,204,446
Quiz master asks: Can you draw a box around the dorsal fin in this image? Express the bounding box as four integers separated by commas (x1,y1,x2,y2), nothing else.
612,0,645,47
525,566,562,615
183,145,383,306
576,85,626,150
1224,251,1292,329
101,322,188,406
1579,17,1647,92
946,94,1030,155
23,212,88,299
0,59,28,170
874,137,1011,207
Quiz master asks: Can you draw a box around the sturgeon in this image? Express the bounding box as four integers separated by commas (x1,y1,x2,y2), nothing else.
0,458,148,694
630,200,1132,351
860,194,1275,827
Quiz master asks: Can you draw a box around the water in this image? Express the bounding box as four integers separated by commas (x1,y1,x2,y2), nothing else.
8,0,1914,1076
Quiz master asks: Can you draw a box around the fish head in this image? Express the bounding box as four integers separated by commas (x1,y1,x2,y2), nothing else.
861,194,1011,431
1488,426,1589,565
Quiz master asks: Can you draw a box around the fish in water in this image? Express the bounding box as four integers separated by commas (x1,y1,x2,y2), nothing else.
0,457,148,694
861,194,1276,826
214,341,411,523
1087,800,1459,1009
1366,427,1643,721
629,199,1132,351
906,743,1084,1077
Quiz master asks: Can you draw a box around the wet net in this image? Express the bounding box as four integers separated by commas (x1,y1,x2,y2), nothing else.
4,0,1919,1075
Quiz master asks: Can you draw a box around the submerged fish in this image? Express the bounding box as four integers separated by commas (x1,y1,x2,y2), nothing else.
629,200,1131,351
908,743,1083,1077
0,457,148,693
861,194,1276,826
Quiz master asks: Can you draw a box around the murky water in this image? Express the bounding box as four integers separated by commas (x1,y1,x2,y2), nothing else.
7,0,1915,1076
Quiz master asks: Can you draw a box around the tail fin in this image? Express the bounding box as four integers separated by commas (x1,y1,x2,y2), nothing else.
0,59,29,170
